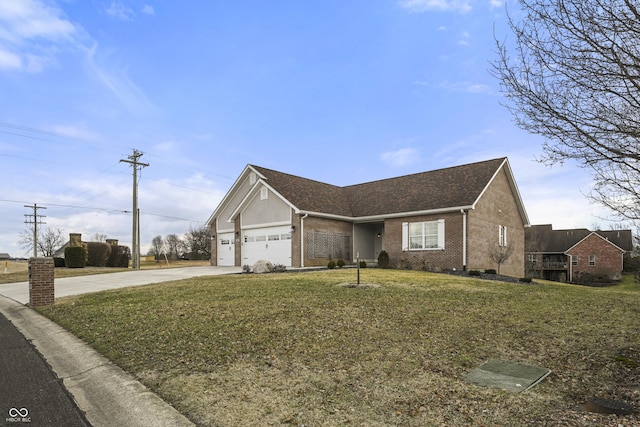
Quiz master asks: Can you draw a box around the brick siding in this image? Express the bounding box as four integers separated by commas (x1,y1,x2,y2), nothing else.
567,234,624,281
29,257,54,306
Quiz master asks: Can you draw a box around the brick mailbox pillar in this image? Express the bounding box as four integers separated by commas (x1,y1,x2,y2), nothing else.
29,257,54,306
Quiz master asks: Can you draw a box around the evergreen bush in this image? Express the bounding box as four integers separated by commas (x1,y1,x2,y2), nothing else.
108,245,130,268
87,242,111,267
65,246,87,268
377,251,390,268
359,260,367,268
328,260,336,269
53,257,66,268
337,259,345,268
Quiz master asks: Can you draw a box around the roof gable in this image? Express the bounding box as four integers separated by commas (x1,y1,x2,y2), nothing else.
526,225,633,253
251,158,527,222
566,231,629,254
344,158,508,217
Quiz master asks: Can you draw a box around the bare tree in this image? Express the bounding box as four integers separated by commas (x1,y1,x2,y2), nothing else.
489,244,515,275
492,0,640,221
183,225,212,260
147,235,164,258
90,233,107,242
18,227,65,257
164,234,184,259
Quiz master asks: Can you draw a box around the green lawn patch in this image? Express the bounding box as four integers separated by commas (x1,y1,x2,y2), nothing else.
36,270,640,426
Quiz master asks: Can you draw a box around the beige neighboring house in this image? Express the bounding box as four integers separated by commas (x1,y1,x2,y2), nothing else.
206,157,530,277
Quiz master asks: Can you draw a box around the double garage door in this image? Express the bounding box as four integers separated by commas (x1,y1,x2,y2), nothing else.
242,226,292,267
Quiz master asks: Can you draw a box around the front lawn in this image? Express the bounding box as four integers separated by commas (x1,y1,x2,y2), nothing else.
37,270,640,426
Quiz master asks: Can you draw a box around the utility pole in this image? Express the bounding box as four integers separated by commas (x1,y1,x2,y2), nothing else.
120,149,149,269
24,204,46,258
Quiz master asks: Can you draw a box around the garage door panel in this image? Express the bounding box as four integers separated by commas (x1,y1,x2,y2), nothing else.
243,226,292,266
217,233,235,266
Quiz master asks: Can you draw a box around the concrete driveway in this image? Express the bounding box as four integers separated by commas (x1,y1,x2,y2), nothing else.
0,266,242,304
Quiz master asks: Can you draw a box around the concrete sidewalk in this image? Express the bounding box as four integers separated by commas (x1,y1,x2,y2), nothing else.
0,266,241,426
0,266,241,304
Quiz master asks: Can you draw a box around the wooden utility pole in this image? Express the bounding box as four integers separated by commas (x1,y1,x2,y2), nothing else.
120,149,149,269
24,203,46,257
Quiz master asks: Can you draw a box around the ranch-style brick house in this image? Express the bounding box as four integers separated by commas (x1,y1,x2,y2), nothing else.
207,157,530,277
525,225,633,283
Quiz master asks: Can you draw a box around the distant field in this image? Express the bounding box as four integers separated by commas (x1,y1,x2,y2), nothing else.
0,259,210,284
37,269,640,426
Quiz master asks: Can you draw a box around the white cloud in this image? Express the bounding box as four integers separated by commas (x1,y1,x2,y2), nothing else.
84,43,159,115
141,5,155,15
489,0,503,8
0,0,79,72
438,80,493,94
399,0,473,13
0,47,21,69
105,1,135,21
381,148,421,167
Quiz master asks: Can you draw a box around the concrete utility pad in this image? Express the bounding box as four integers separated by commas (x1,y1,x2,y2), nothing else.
465,359,551,393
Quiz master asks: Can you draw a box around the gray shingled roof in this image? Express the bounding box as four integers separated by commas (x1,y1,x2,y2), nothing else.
252,157,507,218
526,224,633,253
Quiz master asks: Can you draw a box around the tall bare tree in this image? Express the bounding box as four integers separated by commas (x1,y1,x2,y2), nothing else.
492,0,640,220
148,235,164,258
183,225,212,260
164,234,184,259
18,227,65,257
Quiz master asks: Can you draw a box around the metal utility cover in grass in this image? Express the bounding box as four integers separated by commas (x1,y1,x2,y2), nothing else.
465,360,551,393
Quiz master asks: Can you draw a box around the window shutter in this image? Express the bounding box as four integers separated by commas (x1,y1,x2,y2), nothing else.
437,219,445,249
402,222,409,251
504,226,507,246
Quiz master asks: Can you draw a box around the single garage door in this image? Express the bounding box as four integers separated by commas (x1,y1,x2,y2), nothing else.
242,226,292,266
217,232,235,266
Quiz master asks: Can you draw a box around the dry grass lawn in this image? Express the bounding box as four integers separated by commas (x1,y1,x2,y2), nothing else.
36,269,640,426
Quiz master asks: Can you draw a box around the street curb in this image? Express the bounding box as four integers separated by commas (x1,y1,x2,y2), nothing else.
0,295,195,427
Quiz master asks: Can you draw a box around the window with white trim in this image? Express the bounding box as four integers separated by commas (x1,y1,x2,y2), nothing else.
572,255,578,266
589,254,596,266
402,220,445,251
498,225,508,247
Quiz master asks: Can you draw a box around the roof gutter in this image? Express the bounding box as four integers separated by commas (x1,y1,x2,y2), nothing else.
296,205,476,223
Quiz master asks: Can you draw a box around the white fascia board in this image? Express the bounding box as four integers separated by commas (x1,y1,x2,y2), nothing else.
297,205,475,223
226,179,298,222
472,158,530,227
206,164,258,226
565,232,628,254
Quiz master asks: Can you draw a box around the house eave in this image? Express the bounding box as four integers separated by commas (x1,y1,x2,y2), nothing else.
297,205,475,223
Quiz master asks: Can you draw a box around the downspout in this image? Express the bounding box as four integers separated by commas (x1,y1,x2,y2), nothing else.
300,213,308,267
461,209,467,271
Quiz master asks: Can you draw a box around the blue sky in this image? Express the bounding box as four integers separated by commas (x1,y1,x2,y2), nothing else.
0,0,617,257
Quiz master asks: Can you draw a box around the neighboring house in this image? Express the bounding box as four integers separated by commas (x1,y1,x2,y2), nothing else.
0,253,10,260
207,157,529,277
54,233,120,258
525,225,633,283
